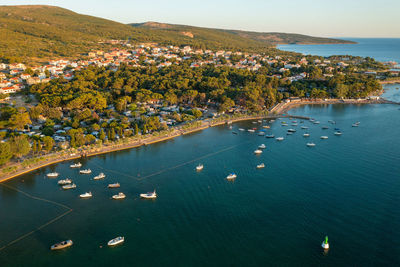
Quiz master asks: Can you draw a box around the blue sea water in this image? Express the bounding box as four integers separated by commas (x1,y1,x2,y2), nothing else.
1,89,400,266
278,38,400,63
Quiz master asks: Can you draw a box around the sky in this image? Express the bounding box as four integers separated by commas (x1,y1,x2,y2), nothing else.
2,0,400,38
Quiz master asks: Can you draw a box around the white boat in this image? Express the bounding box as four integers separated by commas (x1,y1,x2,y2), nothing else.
258,144,266,149
93,173,106,180
276,137,284,141
266,134,275,138
262,125,270,129
58,179,72,185
321,236,329,250
256,163,265,169
287,128,296,132
313,121,320,124
112,192,126,200
334,131,342,136
50,240,73,250
226,173,237,180
196,164,204,171
292,123,298,126
108,236,124,247
47,172,59,178
70,162,82,168
140,190,157,199
254,149,263,154
306,143,316,147
248,129,255,133
270,120,275,123
108,183,120,188
79,192,92,198
287,132,293,135
62,184,76,190
301,126,309,129
320,136,328,139
238,128,245,131
303,133,310,137
258,132,265,136
322,126,329,130
79,169,92,174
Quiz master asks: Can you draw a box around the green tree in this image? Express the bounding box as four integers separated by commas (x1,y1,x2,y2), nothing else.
0,142,12,165
99,129,106,142
10,135,31,158
42,136,54,152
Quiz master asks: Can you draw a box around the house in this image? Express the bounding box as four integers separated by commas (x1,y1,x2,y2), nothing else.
0,86,17,94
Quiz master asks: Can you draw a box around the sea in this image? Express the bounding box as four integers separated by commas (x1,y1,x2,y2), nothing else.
1,40,400,266
278,38,400,64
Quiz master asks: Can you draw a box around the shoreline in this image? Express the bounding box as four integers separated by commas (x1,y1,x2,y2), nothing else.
1,98,397,183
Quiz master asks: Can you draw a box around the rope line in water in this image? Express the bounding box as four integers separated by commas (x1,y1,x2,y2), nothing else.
0,184,73,252
90,141,250,181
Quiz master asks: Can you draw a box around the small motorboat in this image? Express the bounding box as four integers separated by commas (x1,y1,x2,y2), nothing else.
307,143,316,147
79,169,92,174
254,149,263,154
352,122,360,127
140,190,157,199
258,131,265,136
313,121,320,125
47,172,59,178
321,236,329,250
93,173,106,180
50,240,73,250
258,144,266,149
287,131,293,135
70,162,82,168
256,163,265,169
238,128,245,131
79,192,92,198
248,129,255,133
58,179,72,185
287,128,296,132
322,126,329,129
262,125,270,129
112,192,126,200
196,164,204,171
292,123,298,126
334,131,342,136
232,131,238,135
108,236,125,247
108,183,120,188
276,137,284,141
303,133,310,137
301,126,309,129
226,173,237,180
320,136,329,139
266,134,275,138
62,184,76,190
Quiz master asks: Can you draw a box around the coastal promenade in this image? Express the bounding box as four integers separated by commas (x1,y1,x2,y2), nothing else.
1,97,397,183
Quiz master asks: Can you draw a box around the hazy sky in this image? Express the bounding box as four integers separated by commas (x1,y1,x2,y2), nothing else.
3,0,400,37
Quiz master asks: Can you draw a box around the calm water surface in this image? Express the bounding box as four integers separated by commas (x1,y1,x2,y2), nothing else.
278,38,400,63
1,88,400,266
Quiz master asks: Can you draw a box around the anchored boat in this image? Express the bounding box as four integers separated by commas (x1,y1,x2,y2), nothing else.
196,164,204,171
140,190,157,199
108,183,120,188
226,173,237,180
108,236,124,247
93,173,106,180
307,143,316,147
254,149,263,154
258,144,266,149
62,184,76,190
79,192,92,198
256,163,265,169
79,169,92,174
58,179,72,185
50,240,73,250
70,162,82,168
112,192,126,200
47,172,59,178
